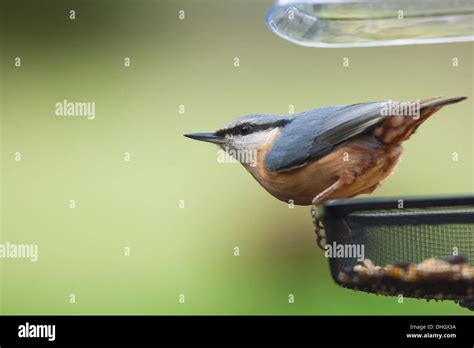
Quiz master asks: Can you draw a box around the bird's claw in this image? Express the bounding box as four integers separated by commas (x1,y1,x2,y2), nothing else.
311,204,326,250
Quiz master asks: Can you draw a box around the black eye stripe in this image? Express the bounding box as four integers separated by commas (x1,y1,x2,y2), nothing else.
216,119,290,136
233,124,255,135
215,124,254,136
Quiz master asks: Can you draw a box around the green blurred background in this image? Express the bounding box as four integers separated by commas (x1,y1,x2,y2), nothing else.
0,0,473,315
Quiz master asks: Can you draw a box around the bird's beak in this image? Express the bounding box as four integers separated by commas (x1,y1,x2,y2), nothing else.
184,132,225,144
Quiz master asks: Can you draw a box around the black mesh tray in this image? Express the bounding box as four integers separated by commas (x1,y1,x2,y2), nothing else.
322,196,474,309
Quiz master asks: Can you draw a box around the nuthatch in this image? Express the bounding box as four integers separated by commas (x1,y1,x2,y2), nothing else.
185,96,466,244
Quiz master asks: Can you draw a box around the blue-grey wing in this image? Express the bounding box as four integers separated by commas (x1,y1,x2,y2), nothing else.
264,102,387,172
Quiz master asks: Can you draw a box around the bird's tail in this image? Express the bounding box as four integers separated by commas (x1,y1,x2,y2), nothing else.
375,96,467,145
419,96,467,109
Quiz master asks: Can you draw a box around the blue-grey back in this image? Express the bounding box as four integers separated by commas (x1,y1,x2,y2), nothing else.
264,102,387,172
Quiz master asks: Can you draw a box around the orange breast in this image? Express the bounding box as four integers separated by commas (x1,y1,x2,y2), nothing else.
245,133,402,205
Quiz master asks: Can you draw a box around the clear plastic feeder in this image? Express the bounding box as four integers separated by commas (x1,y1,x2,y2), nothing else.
265,0,474,47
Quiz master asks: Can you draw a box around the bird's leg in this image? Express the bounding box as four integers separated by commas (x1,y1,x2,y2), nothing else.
311,177,346,250
311,170,356,249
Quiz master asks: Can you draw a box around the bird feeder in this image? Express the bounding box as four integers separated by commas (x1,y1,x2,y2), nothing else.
265,0,474,48
320,196,474,310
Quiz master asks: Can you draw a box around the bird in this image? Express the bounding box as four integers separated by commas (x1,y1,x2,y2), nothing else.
184,96,467,246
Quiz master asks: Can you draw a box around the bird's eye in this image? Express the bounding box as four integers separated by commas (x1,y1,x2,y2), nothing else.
240,125,252,135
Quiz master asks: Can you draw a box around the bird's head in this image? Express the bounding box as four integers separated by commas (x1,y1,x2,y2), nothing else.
184,114,291,166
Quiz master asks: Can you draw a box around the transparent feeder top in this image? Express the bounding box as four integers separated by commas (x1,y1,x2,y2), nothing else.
265,0,474,48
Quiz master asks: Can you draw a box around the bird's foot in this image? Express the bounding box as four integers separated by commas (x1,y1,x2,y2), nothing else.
311,203,326,250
